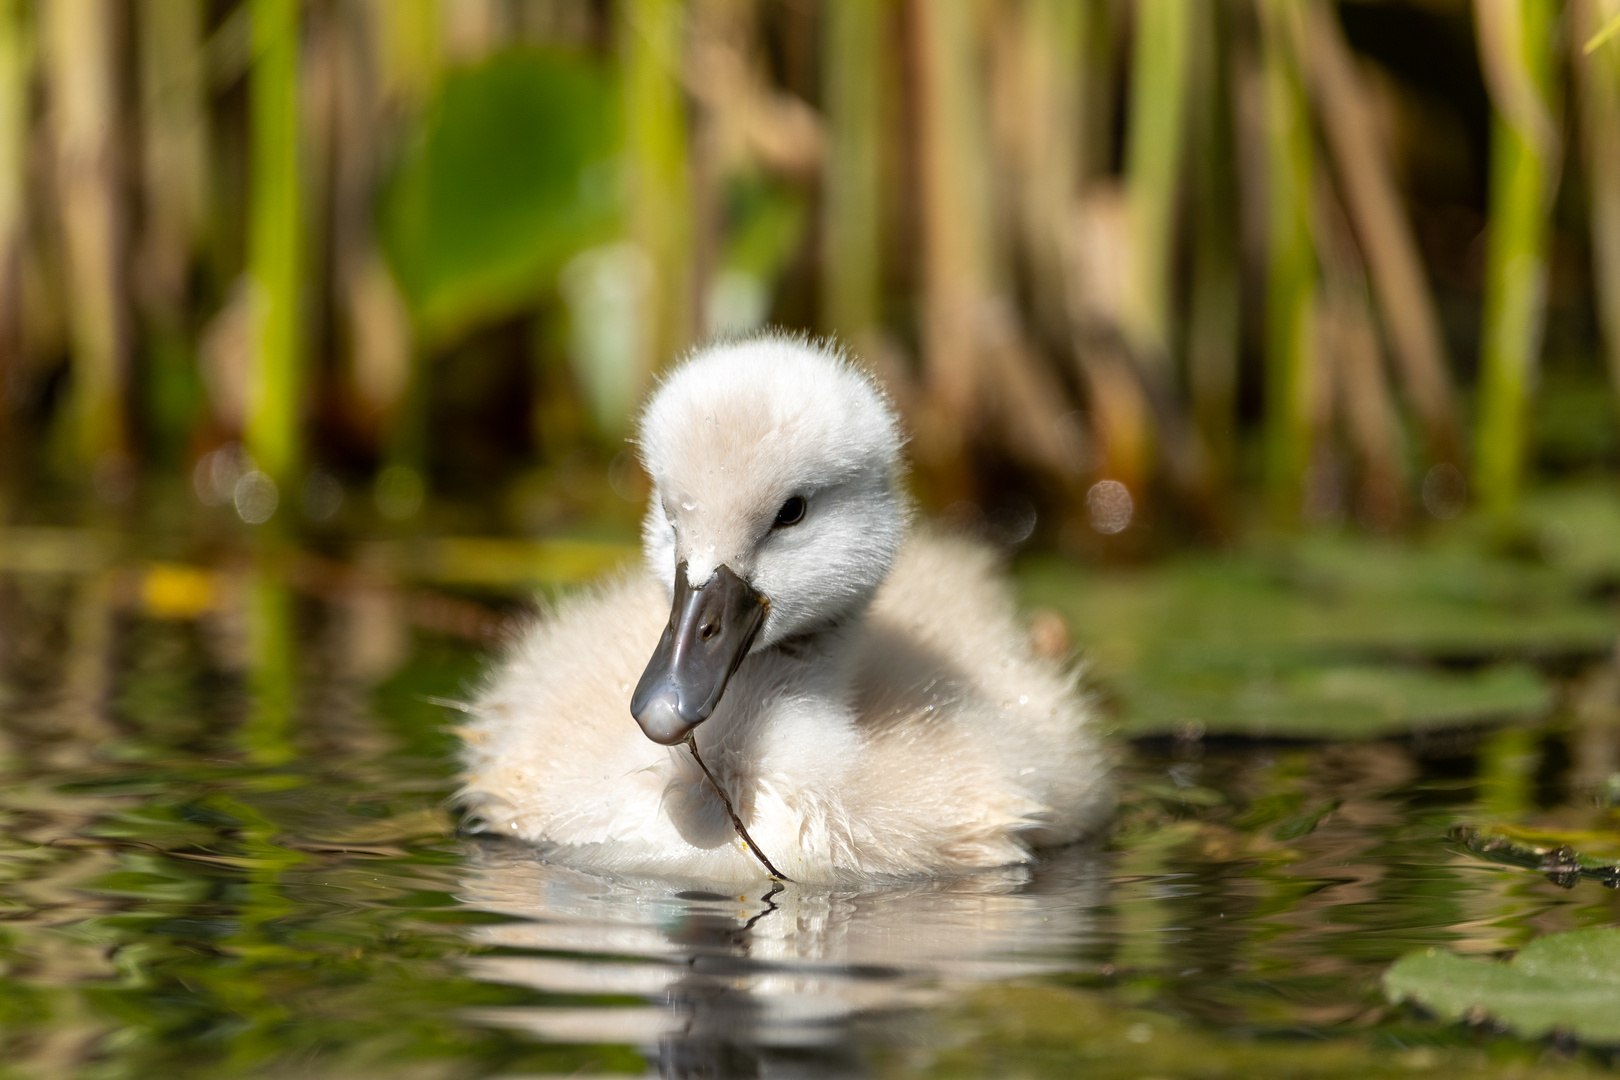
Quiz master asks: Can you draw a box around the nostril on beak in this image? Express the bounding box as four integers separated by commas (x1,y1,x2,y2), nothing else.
700,621,719,641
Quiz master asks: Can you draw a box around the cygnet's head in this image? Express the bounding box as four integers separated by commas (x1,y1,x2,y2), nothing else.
629,335,907,744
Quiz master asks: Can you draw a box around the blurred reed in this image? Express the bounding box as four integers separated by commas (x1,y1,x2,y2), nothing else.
1009,0,1080,349
1474,0,1559,523
1185,0,1241,481
914,0,993,449
1303,0,1463,474
819,0,883,347
1316,176,1407,529
246,0,303,491
47,0,128,483
623,0,693,378
0,0,25,389
1258,0,1318,525
0,0,1610,544
137,0,209,320
1577,0,1620,414
1121,0,1188,366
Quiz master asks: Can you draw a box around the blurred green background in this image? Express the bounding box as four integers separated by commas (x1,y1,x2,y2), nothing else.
0,0,1615,549
0,6,1617,1076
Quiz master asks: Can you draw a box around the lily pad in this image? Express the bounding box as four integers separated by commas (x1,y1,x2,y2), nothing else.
1384,928,1620,1044
1017,487,1620,738
1118,661,1552,739
897,982,1612,1078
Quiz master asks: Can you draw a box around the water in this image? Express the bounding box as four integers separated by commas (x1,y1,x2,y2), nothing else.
0,545,1617,1078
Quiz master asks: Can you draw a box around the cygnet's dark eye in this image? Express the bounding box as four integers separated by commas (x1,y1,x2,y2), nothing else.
772,495,807,529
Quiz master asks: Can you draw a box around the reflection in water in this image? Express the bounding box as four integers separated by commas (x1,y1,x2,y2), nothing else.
457,839,1107,1077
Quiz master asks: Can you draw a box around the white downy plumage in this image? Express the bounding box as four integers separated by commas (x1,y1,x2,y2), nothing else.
457,335,1112,883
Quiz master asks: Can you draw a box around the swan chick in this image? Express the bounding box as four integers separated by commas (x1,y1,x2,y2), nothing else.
458,335,1111,883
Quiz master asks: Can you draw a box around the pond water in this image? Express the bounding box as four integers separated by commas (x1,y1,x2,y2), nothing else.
0,537,1617,1079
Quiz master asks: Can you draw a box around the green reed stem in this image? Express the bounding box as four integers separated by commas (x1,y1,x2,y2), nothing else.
623,0,692,376
1577,0,1620,417
136,0,209,469
1122,0,1190,363
821,0,884,343
1259,0,1318,525
246,0,302,490
1185,0,1239,479
1474,0,1559,524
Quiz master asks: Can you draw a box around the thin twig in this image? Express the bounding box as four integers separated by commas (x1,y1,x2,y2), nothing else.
685,736,792,882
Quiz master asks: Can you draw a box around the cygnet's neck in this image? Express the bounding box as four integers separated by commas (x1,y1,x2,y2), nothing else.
689,602,870,766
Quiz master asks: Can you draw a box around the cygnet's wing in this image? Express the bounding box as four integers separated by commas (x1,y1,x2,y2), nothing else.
458,571,677,846
853,532,1113,853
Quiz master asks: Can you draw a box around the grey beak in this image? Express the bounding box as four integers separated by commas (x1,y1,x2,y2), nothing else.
631,562,768,745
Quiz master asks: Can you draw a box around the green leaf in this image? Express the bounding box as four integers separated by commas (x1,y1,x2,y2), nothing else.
1384,928,1620,1044
1120,660,1551,739
722,175,807,281
381,49,621,343
1018,487,1620,738
910,982,1609,1078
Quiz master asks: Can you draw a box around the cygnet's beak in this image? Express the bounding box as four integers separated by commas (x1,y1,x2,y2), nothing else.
631,562,768,745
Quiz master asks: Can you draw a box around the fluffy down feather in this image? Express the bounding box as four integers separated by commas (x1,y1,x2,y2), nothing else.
457,334,1111,883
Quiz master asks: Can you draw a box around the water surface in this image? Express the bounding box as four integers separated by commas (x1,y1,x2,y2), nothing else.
0,543,1616,1078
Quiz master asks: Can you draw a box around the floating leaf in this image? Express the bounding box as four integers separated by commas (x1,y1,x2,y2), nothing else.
1384,928,1620,1044
909,982,1609,1078
1117,660,1552,739
1018,488,1620,738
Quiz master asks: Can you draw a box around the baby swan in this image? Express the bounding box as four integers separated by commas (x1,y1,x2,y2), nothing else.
458,336,1111,883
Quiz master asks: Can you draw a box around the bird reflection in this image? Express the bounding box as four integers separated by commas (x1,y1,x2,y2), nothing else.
455,839,1106,1079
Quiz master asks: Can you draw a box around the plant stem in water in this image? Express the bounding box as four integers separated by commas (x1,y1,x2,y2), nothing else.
686,735,791,882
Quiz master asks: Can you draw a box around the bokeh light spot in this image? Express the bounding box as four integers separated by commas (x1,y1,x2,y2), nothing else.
1086,480,1133,535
